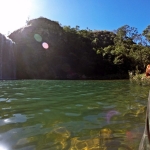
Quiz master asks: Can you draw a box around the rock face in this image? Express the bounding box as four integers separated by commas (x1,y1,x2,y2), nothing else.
8,17,118,80
0,33,16,80
9,17,65,79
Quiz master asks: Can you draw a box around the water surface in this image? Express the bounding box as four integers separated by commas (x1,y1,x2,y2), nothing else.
0,80,149,150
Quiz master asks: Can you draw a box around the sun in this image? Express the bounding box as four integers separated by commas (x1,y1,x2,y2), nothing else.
0,0,33,35
0,145,8,150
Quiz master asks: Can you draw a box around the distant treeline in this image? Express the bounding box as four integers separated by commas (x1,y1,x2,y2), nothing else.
9,17,150,79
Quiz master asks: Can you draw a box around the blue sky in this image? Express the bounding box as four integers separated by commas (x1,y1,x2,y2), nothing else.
34,0,150,33
0,0,150,35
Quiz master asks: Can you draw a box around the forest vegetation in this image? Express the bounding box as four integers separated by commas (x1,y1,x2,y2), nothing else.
9,17,150,80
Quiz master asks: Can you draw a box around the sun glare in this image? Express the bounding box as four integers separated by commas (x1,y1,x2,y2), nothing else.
0,146,7,150
0,0,33,35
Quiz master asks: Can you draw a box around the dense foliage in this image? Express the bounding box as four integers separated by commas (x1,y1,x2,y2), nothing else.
9,17,150,79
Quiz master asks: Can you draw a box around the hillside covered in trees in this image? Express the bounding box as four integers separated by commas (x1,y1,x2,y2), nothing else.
8,17,150,79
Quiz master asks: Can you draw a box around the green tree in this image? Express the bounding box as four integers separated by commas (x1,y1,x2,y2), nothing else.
114,25,138,44
143,25,150,42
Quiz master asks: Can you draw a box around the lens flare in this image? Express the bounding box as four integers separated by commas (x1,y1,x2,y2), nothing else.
42,42,49,49
34,34,42,42
106,110,120,123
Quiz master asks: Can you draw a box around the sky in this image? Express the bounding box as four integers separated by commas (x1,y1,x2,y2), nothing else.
0,0,150,35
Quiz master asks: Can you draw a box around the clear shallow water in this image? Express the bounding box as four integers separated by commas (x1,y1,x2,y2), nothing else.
0,80,149,150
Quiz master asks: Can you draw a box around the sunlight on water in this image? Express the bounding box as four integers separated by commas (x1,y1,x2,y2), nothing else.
0,80,149,149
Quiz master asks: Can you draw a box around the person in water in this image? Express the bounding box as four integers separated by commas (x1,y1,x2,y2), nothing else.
146,64,150,77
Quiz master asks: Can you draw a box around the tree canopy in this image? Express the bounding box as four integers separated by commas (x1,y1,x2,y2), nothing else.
9,17,150,79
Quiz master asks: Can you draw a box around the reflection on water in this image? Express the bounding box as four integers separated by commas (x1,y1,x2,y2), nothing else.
0,80,149,149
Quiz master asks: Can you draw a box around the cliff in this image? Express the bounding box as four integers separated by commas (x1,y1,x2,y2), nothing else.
8,17,126,80
9,17,67,79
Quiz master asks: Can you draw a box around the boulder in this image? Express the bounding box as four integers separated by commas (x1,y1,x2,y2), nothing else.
9,17,65,79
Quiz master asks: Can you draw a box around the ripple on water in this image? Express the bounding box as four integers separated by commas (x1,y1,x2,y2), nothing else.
13,87,27,90
16,138,29,146
0,98,6,102
97,102,103,105
66,107,72,109
65,113,81,117
2,107,11,110
27,98,41,100
44,109,51,112
1,114,27,125
6,98,17,103
103,105,116,109
87,106,99,110
38,113,43,115
15,93,24,95
84,115,98,122
75,104,83,107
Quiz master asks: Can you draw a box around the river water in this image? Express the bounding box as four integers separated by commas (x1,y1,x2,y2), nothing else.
0,80,149,150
